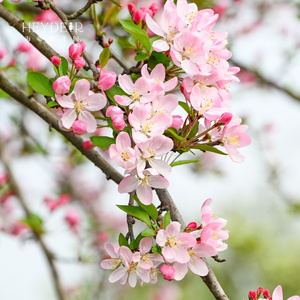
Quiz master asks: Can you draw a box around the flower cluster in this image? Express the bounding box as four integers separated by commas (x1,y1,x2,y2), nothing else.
101,199,228,287
249,286,300,300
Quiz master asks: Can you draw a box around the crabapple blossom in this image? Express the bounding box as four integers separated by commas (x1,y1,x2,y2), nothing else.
50,55,61,66
72,120,87,135
272,286,300,300
44,194,70,211
55,79,106,133
52,75,71,95
100,243,122,270
97,68,117,91
69,41,86,59
156,221,196,263
83,140,95,150
160,264,176,281
74,56,85,69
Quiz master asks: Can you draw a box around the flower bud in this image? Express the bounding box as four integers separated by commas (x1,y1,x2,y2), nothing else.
51,55,61,66
98,70,116,91
127,3,135,14
187,222,197,230
72,120,87,135
69,42,85,59
0,46,7,60
257,287,263,295
132,8,145,24
108,38,113,44
171,115,183,131
16,41,32,53
65,209,80,228
248,291,257,300
0,173,9,186
160,264,176,281
105,43,110,48
106,105,124,118
52,75,71,95
113,116,126,131
263,289,270,298
219,112,232,125
83,140,95,150
74,56,86,69
142,8,153,20
149,3,159,14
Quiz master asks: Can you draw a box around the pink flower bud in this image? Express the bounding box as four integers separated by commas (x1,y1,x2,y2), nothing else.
106,106,124,118
52,75,71,95
132,8,145,24
263,289,270,298
219,112,232,125
74,56,85,69
0,173,9,186
16,41,33,53
127,3,135,14
58,194,70,206
108,38,113,44
0,46,7,60
51,55,61,66
149,3,159,14
187,222,197,230
160,264,176,281
79,41,86,53
98,70,116,91
65,209,80,228
11,221,29,236
113,116,126,131
69,42,84,59
142,8,153,20
83,140,95,150
98,232,109,242
257,287,263,295
72,120,87,135
248,291,257,300
171,115,183,131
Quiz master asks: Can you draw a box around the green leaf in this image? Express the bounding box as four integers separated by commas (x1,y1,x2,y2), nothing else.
133,195,158,221
90,136,115,150
117,205,152,227
99,47,111,68
58,56,68,76
171,159,199,167
108,0,121,7
148,51,170,69
27,72,55,97
118,233,129,247
21,212,45,234
141,228,156,237
132,233,143,250
167,128,186,142
119,20,151,53
134,53,149,61
46,101,59,108
178,101,189,114
151,244,162,255
187,121,199,139
163,211,171,229
190,144,228,155
103,5,119,26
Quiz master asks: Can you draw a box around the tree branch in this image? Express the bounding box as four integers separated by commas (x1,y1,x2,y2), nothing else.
0,139,66,300
67,0,98,20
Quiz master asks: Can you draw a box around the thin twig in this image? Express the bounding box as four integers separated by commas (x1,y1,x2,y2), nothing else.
0,139,66,300
126,193,135,242
67,0,98,20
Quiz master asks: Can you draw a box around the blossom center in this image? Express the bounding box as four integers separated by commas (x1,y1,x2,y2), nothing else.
121,150,130,161
166,236,181,247
74,100,87,114
226,135,240,147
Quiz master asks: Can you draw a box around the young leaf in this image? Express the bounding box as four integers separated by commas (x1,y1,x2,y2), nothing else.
99,47,111,68
21,212,45,234
141,228,156,237
58,56,68,76
178,101,189,114
134,53,149,62
133,195,158,221
46,101,59,108
105,86,129,103
151,244,162,255
163,211,171,229
90,136,115,150
103,5,118,26
117,205,152,227
170,159,199,167
190,144,227,155
108,0,121,7
132,233,143,250
167,128,186,142
187,121,199,139
119,20,151,53
27,72,55,97
118,233,129,247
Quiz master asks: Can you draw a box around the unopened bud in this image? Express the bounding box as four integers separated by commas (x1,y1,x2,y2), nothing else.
74,56,86,69
187,222,197,230
149,3,159,14
51,55,61,66
105,43,110,48
263,289,270,298
83,140,95,150
108,38,113,44
72,120,87,135
219,112,232,125
160,264,175,281
127,3,135,14
132,8,145,24
248,291,257,300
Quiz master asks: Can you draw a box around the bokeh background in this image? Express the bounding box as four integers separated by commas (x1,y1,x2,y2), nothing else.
1,0,300,299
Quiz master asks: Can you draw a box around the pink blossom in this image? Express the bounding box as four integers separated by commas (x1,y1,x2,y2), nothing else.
35,10,60,23
65,209,80,228
219,112,232,125
44,194,70,211
55,79,107,133
132,8,145,23
53,75,71,95
222,122,251,163
72,120,87,135
272,285,300,300
108,132,138,171
0,46,7,60
171,115,183,131
132,237,163,269
108,246,150,287
156,221,196,263
74,56,85,69
101,242,122,270
106,106,126,130
98,68,116,91
118,168,168,205
0,173,8,186
10,221,29,236
51,56,61,66
160,264,175,281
